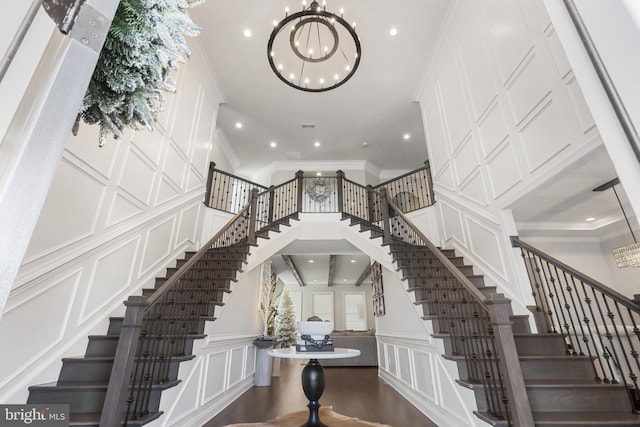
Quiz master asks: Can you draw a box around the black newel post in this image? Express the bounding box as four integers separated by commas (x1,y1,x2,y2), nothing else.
295,170,304,214
336,170,344,214
248,188,258,245
379,187,392,245
204,162,216,207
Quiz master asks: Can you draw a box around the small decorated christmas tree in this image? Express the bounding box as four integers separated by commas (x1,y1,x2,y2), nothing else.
275,290,297,347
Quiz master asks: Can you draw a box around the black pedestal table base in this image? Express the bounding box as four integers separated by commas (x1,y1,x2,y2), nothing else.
300,358,327,427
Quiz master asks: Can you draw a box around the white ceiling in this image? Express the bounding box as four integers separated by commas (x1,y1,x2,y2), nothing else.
190,2,636,284
193,0,451,177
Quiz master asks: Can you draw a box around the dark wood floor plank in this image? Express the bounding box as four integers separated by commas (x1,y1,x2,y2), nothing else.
203,359,438,427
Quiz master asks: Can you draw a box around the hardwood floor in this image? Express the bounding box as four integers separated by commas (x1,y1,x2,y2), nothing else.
203,358,438,426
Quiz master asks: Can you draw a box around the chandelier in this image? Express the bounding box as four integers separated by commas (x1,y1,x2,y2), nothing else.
267,1,362,92
594,178,640,268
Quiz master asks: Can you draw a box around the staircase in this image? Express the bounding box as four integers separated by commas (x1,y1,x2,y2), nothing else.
345,206,640,426
21,164,640,426
26,207,298,426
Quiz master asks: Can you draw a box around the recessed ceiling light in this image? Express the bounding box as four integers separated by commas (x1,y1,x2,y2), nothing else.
586,217,596,222
316,172,322,176
390,28,398,36
403,133,411,140
343,278,348,282
314,141,321,147
243,29,252,38
270,141,277,148
235,122,243,129
350,259,356,263
308,259,314,263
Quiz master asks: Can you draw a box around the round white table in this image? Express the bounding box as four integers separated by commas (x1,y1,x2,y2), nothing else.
269,348,361,427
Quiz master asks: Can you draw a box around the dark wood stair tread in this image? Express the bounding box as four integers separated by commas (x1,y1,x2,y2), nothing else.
532,411,640,425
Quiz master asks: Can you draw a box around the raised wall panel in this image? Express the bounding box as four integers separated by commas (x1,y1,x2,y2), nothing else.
186,167,205,192
397,346,412,386
139,217,176,277
105,192,145,228
377,341,386,370
386,344,397,377
458,170,489,207
64,124,121,181
546,29,572,79
118,147,157,206
456,10,498,119
466,217,506,280
481,0,532,83
203,351,228,402
176,203,199,249
24,160,106,259
478,100,509,158
452,134,479,185
505,53,551,125
566,76,596,133
171,69,200,156
229,347,245,387
245,345,256,376
440,202,465,246
413,351,437,402
0,271,79,389
518,100,570,173
155,176,181,205
439,54,472,152
163,142,189,190
425,85,449,177
79,238,139,323
192,93,217,178
435,163,456,192
130,126,164,166
486,141,522,199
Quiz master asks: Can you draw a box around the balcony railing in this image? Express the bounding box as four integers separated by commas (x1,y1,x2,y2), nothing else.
205,161,435,217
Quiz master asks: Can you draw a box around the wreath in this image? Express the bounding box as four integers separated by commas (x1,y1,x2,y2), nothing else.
305,179,333,203
73,0,205,146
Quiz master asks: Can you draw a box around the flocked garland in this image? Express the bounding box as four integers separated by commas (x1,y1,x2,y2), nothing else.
73,0,205,146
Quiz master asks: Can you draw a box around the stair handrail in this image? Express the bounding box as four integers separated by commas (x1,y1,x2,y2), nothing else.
379,187,534,426
147,191,258,308
511,236,639,312
100,190,259,427
511,235,640,412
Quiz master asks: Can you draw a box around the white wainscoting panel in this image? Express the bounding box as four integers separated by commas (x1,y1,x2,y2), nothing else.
151,337,257,427
505,53,551,126
3,39,222,407
117,146,157,206
518,99,570,173
480,0,533,83
453,134,480,186
79,237,139,323
0,269,80,394
477,100,509,158
377,335,482,427
417,0,601,306
203,350,229,402
438,55,472,152
139,217,176,277
24,159,107,259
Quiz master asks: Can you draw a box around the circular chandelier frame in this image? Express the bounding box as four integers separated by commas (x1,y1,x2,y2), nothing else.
267,2,362,93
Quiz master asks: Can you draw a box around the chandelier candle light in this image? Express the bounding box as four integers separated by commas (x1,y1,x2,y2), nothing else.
268,1,362,92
